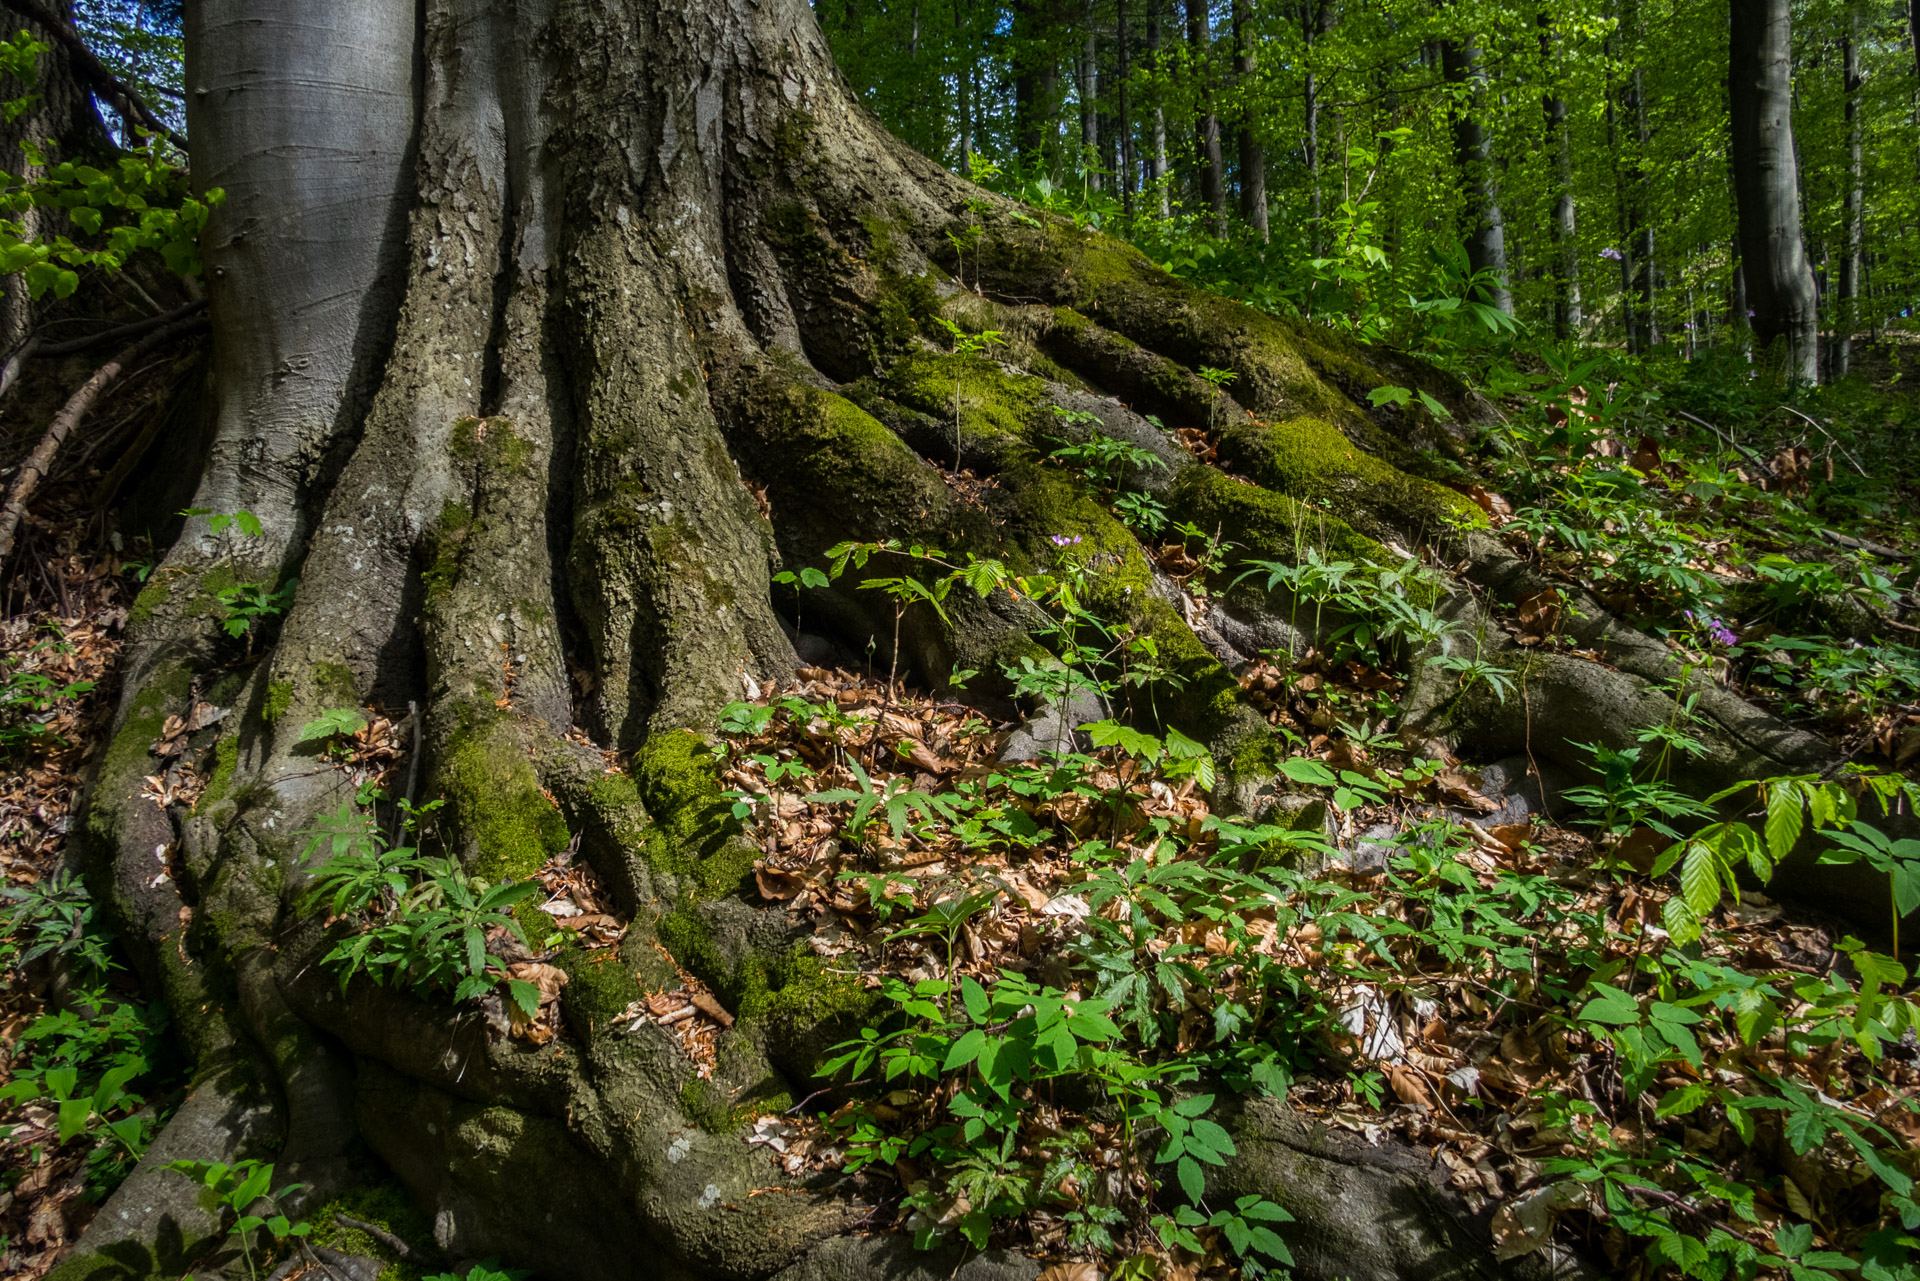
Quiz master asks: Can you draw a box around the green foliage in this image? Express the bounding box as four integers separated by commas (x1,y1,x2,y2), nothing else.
422,1264,528,1281
164,1159,310,1281
0,31,214,298
295,705,369,746
1,868,175,1201
299,800,544,1016
176,509,297,649
0,624,94,753
1,868,117,978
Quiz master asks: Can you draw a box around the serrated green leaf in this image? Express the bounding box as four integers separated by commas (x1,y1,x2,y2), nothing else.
1680,845,1723,916
296,707,367,744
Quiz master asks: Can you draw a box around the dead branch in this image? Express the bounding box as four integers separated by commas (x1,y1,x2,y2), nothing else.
332,1215,437,1264
0,312,206,563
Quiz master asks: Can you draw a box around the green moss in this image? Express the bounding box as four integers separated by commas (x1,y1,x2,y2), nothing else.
740,949,874,1028
881,349,1043,443
205,671,247,707
262,680,292,725
312,661,358,708
555,944,646,1042
126,573,172,629
657,906,726,985
422,499,475,597
679,1076,741,1134
1218,417,1484,542
195,736,240,811
633,729,741,882
772,111,813,163
651,518,738,608
187,564,240,619
586,770,651,850
441,711,571,893
310,1177,437,1281
94,664,192,815
1169,463,1389,570
1228,732,1297,780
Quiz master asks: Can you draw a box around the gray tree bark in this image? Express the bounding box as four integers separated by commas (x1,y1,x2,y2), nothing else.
1538,12,1581,337
1729,0,1819,381
1185,0,1224,235
1232,0,1266,238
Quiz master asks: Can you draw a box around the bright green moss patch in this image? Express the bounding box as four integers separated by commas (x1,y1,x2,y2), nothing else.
555,944,646,1041
422,499,475,598
1218,417,1484,543
126,573,172,629
441,712,570,889
262,679,292,725
739,948,875,1028
310,1178,437,1281
1169,462,1389,570
880,349,1043,443
632,729,740,880
195,736,240,812
679,1076,739,1134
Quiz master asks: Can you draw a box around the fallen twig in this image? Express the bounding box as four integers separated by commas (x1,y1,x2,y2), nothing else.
1779,404,1868,476
333,1214,436,1264
38,301,206,357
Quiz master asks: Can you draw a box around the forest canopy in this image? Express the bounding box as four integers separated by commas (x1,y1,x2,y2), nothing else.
820,0,1913,373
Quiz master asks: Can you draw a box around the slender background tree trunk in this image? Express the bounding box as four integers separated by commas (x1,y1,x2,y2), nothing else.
1185,0,1225,234
1441,32,1512,313
1729,0,1820,381
1232,0,1265,238
1836,3,1862,377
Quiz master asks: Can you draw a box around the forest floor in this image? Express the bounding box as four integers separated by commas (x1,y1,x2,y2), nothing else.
4,330,1920,1280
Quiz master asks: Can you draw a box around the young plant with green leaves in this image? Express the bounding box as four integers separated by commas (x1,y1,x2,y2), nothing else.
299,799,546,1016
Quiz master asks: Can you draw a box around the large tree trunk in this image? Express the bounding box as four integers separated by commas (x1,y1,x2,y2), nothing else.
1729,0,1819,381
62,1,1911,1278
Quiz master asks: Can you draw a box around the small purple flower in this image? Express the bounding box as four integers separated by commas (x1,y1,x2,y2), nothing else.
1049,534,1083,548
1600,247,1624,261
1747,309,1756,318
1685,611,1738,646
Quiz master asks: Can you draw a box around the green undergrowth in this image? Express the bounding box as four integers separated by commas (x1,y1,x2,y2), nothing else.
699,486,1920,1276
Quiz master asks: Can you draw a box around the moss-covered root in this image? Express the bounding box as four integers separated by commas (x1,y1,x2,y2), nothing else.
422,414,572,730
564,224,795,746
965,217,1484,440
432,705,571,932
